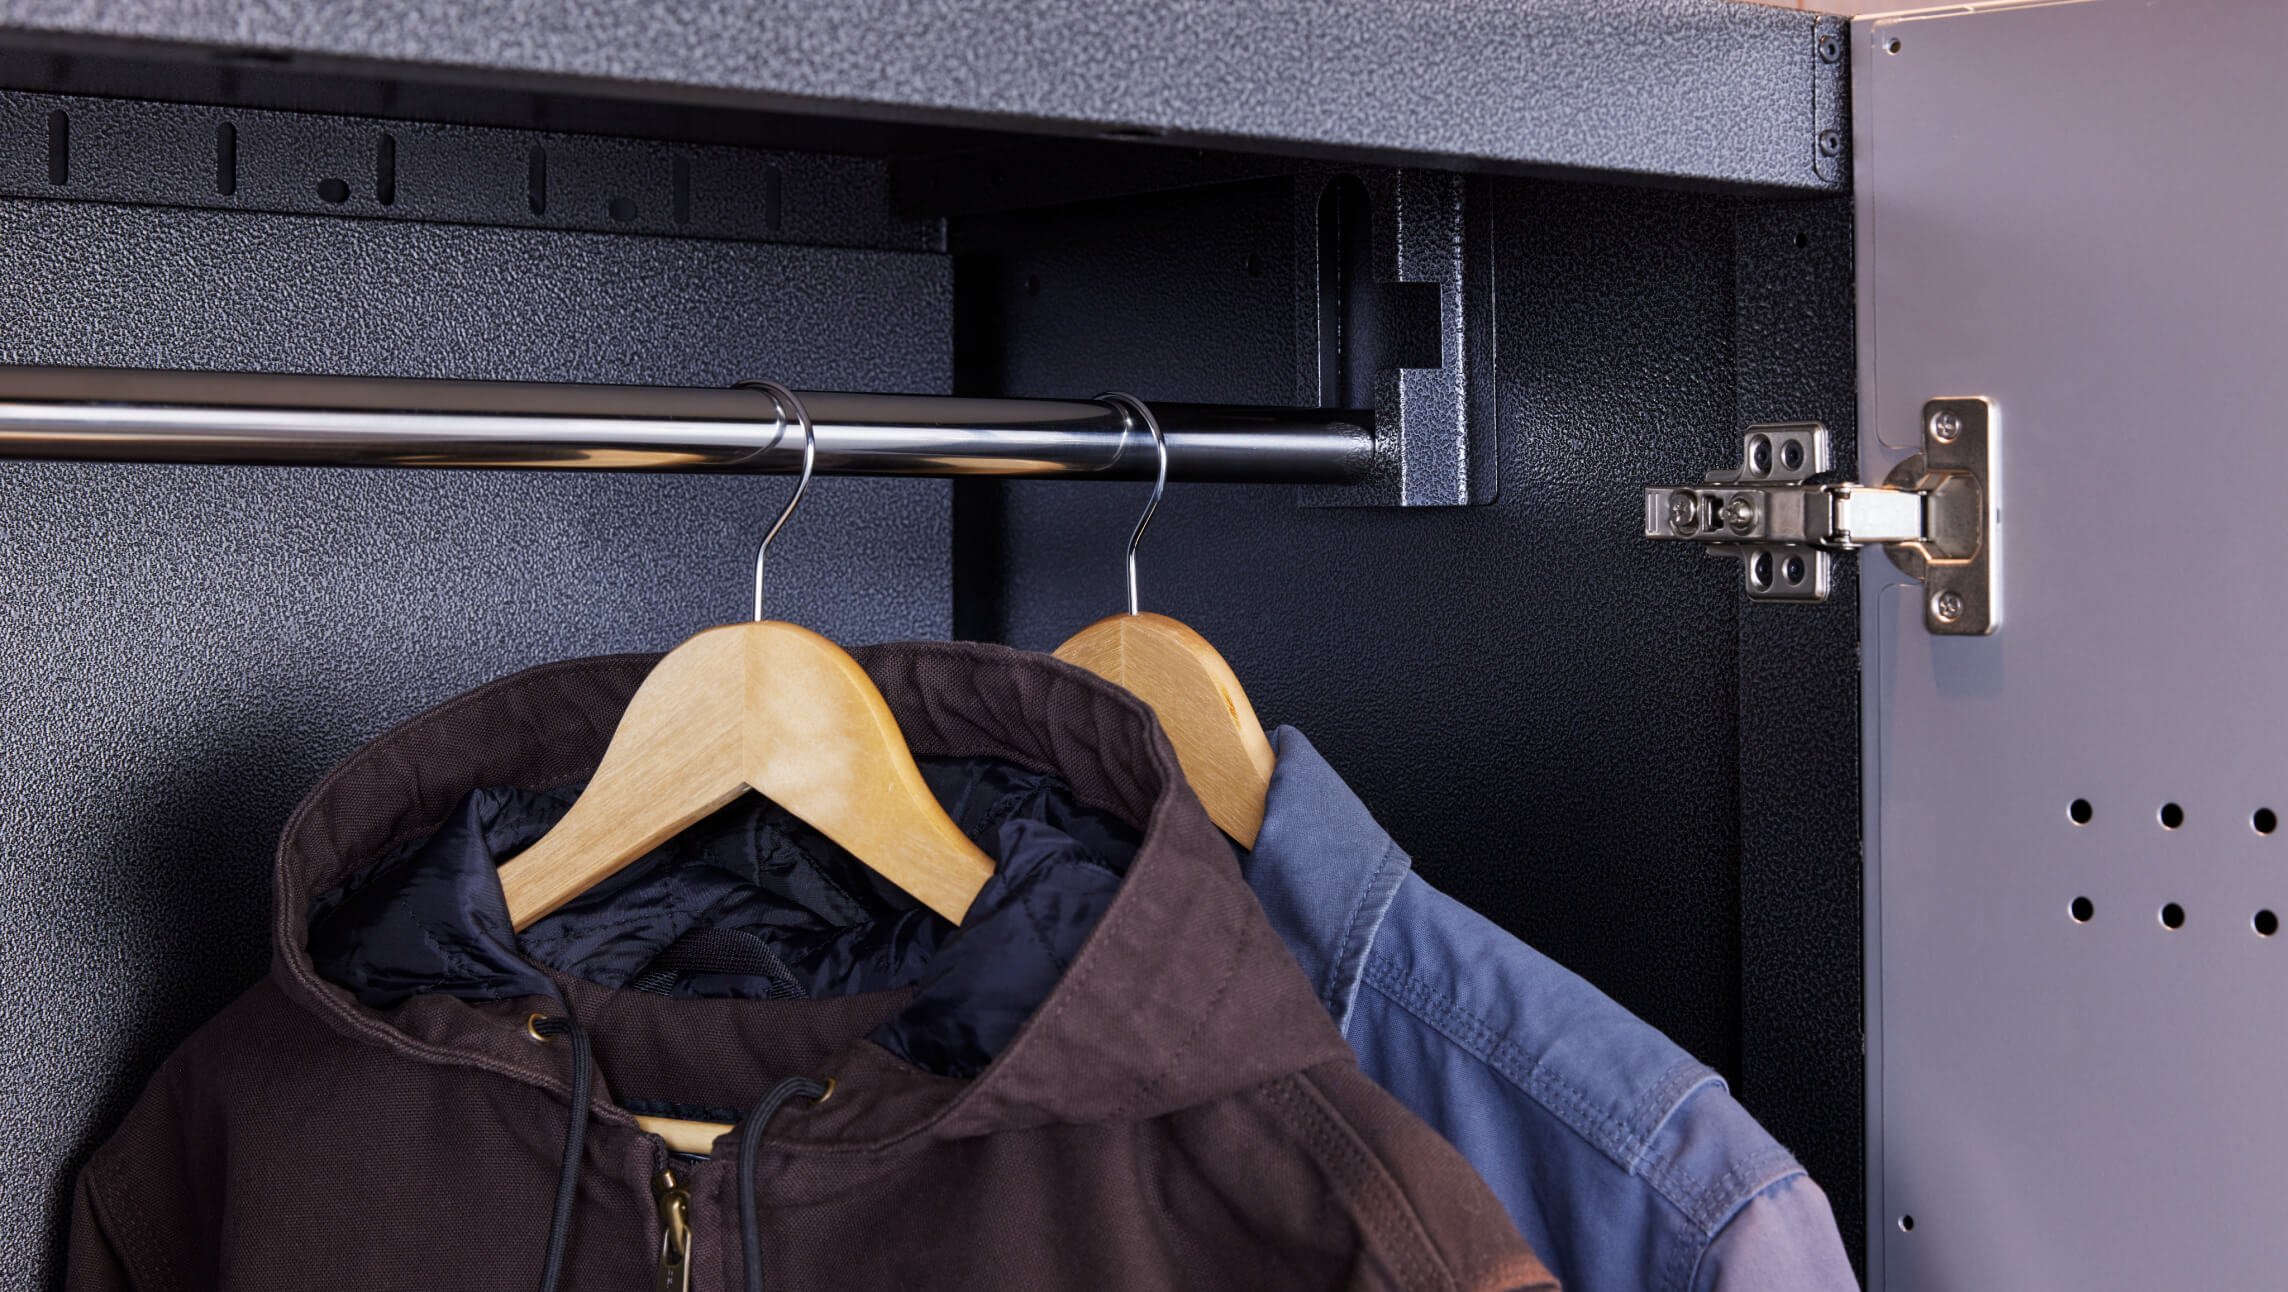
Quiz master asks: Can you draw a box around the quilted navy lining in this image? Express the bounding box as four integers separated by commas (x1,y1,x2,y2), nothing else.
306,756,1141,1078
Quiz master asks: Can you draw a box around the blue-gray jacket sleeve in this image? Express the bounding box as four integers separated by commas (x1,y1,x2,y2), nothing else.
1246,727,1856,1292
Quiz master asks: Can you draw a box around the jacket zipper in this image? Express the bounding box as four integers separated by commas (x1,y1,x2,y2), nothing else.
653,1164,693,1292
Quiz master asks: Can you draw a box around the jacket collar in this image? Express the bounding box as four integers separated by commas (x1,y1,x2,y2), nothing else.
269,642,1352,1146
1241,727,1415,1033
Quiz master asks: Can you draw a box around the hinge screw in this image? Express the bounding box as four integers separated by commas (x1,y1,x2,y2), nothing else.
1929,409,1963,442
1817,129,1843,157
1931,589,1965,623
1817,33,1842,63
1668,491,1701,533
1722,496,1758,534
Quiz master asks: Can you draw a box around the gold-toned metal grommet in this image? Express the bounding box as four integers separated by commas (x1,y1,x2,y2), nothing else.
525,1012,557,1043
812,1077,836,1106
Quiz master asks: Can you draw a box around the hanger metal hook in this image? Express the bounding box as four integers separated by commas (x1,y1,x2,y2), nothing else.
1096,391,1167,617
736,380,815,623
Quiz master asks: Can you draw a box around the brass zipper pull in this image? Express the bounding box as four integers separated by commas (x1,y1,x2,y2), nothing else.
652,1165,693,1292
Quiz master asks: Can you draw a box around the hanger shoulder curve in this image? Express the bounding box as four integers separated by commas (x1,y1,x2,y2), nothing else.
499,621,993,931
743,622,995,924
499,626,750,930
1054,611,1275,848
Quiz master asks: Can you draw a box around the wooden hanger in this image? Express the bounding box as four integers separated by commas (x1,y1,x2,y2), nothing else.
495,383,994,1153
496,618,993,929
1052,394,1275,848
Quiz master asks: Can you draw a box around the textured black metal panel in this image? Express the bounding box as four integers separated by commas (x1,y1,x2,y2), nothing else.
1733,194,1866,1278
963,176,1753,1077
0,45,1029,156
0,89,938,248
953,177,1297,406
0,199,952,1288
0,0,1843,190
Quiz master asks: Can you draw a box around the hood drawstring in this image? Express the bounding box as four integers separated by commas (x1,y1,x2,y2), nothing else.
528,1012,593,1292
528,1008,825,1292
739,1076,831,1292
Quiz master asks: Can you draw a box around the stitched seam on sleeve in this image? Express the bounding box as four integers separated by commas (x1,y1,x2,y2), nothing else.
1362,959,1651,1165
1264,1073,1457,1292
1363,958,1782,1235
87,1159,180,1292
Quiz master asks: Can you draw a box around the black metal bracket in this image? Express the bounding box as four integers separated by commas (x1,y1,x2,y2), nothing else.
1294,169,1498,507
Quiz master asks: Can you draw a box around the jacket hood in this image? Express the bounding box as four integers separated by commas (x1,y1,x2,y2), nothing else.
269,641,1353,1147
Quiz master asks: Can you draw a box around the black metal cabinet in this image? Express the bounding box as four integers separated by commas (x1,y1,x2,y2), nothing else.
0,4,1868,1285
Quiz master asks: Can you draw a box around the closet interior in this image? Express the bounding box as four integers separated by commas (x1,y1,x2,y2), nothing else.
0,5,1864,1286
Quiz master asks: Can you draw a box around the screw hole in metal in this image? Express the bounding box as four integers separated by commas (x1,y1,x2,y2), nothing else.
1749,551,1773,592
1898,1215,1915,1233
2160,902,2186,930
2070,896,2094,923
1779,438,1804,471
2069,798,2093,825
1748,434,1771,475
2257,910,2279,938
2160,802,2184,830
1886,37,1902,54
2256,808,2277,835
1781,554,1805,586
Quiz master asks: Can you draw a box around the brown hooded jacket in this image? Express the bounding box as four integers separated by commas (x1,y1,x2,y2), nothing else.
68,642,1554,1292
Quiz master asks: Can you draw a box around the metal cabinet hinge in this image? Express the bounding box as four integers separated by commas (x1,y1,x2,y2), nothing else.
1643,397,1999,634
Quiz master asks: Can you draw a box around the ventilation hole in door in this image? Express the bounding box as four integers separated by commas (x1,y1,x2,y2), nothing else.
2069,798,2093,825
2160,802,2185,829
672,154,692,225
1898,1215,1915,1232
763,162,783,232
2161,902,2186,930
607,196,636,222
315,177,348,204
215,122,236,195
2256,909,2278,937
2256,808,2277,835
2070,896,2094,923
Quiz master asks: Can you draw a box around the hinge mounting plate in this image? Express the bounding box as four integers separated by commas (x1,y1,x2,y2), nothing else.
1642,398,1999,634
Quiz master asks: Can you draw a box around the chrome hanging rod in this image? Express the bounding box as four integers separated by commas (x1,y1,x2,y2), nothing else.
0,366,1372,484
